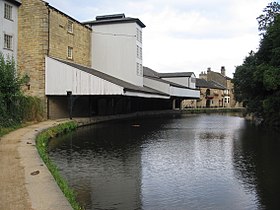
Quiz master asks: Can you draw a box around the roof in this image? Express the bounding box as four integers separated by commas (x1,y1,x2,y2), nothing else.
143,67,195,89
158,72,194,78
53,58,168,96
143,67,160,79
6,0,21,6
196,78,226,90
83,14,146,28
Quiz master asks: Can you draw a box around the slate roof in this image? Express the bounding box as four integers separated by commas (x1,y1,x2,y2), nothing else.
158,72,194,78
83,14,146,28
53,58,168,96
143,67,195,89
196,78,226,90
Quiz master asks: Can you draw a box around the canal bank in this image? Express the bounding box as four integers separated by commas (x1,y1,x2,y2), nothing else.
0,108,245,210
0,120,72,210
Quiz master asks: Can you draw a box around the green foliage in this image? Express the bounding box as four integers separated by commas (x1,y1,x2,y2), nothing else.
0,53,42,128
257,2,280,35
35,121,84,210
233,1,280,128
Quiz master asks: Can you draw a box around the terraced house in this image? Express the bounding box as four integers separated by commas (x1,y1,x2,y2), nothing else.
18,0,200,119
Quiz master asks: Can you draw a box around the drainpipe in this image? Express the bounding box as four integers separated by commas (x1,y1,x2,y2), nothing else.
47,6,50,56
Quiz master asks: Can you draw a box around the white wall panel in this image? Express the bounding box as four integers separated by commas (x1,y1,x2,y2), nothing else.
170,87,200,98
143,77,170,94
91,22,143,87
45,57,124,95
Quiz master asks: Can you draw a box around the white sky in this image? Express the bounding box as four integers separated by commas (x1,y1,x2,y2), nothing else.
45,0,276,78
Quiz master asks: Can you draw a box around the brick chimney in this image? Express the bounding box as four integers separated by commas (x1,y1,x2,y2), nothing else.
221,66,225,76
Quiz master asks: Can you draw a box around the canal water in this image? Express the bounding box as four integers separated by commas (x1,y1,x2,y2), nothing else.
49,114,280,210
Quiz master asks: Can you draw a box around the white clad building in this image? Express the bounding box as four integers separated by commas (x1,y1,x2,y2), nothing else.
83,14,145,87
0,0,21,60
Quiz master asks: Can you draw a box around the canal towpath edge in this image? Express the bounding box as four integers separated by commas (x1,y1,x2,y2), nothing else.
0,120,73,210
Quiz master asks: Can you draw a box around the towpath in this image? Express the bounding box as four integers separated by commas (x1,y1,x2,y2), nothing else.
0,120,72,210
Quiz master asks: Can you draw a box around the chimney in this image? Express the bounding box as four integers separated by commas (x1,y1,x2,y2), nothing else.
221,66,225,76
207,67,211,73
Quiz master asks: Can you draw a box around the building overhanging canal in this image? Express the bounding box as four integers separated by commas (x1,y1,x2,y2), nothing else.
45,57,199,119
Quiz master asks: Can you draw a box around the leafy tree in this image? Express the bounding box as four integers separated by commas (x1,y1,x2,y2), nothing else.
234,1,280,128
0,53,29,126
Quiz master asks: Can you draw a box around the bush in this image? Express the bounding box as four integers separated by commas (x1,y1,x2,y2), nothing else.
0,53,44,129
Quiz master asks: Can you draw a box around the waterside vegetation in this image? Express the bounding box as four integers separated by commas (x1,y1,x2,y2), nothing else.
35,121,84,210
234,2,280,129
0,53,43,134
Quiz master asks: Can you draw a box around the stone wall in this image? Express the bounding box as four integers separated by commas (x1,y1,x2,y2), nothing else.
18,0,92,118
48,8,91,67
18,0,48,98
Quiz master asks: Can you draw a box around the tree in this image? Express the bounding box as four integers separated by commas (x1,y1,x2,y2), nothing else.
234,2,280,128
257,2,280,35
0,53,29,126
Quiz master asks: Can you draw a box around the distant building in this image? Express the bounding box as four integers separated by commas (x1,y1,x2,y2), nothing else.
183,66,240,108
0,0,21,61
143,67,199,109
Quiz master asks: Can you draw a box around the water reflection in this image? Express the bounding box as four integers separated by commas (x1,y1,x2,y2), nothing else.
49,114,280,210
233,124,280,209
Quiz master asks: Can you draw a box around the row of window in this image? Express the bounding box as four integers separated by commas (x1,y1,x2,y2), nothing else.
4,3,13,20
137,45,142,60
136,62,143,76
136,28,142,43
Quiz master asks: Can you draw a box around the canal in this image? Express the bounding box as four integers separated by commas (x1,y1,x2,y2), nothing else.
49,113,280,210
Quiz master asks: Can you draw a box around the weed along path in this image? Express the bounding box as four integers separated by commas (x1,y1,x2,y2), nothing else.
0,120,72,210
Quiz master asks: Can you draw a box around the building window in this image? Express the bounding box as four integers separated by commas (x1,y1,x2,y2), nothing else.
140,64,143,75
137,63,140,75
137,45,142,60
136,28,142,43
136,63,143,76
4,34,13,50
67,20,73,33
67,46,73,59
4,4,13,20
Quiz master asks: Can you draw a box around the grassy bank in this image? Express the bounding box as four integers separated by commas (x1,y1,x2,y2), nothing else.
35,121,83,210
0,125,21,137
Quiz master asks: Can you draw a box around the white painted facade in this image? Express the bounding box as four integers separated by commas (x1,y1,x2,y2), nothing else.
144,76,200,99
90,22,143,87
45,57,169,99
0,0,20,61
161,73,196,89
170,86,200,98
46,57,124,96
143,77,170,94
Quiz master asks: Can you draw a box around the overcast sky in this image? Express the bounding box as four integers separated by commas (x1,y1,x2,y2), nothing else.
45,0,277,78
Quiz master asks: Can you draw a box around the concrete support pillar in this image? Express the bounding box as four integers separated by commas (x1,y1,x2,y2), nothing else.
172,99,176,110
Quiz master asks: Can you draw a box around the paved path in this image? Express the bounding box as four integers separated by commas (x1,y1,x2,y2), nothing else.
0,120,72,210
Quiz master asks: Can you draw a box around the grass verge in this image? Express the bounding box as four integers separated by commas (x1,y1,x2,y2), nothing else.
35,121,84,210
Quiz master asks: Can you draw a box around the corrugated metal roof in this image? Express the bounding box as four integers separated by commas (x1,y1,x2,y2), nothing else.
53,58,168,96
